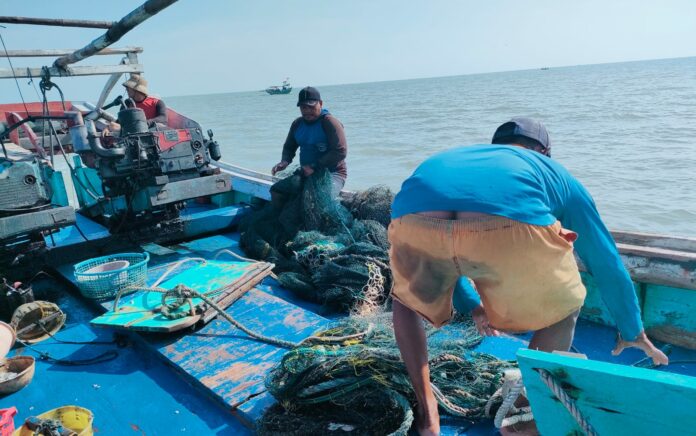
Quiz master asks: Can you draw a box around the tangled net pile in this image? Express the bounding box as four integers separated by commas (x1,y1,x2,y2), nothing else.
239,169,394,312
257,313,517,435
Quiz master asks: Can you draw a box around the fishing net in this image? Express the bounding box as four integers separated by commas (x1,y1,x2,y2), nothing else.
239,169,394,312
256,312,518,435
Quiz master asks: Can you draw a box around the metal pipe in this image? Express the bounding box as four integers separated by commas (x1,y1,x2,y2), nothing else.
53,0,178,70
0,16,115,29
84,120,125,159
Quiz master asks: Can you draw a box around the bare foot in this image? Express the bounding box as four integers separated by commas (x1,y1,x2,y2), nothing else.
415,404,440,436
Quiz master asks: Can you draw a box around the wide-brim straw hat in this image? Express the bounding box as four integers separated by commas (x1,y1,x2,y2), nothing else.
122,74,149,96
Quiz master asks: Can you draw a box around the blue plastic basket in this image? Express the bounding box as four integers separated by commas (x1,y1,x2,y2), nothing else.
73,252,150,300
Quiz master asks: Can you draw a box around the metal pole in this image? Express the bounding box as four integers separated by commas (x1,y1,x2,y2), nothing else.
53,0,178,70
0,16,114,29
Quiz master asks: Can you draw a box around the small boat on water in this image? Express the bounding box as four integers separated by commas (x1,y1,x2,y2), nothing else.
265,78,292,95
0,3,695,435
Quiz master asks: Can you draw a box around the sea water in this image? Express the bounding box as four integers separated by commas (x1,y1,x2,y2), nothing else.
168,57,696,236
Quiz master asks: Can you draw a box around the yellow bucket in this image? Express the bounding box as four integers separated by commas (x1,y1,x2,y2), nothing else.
14,405,93,436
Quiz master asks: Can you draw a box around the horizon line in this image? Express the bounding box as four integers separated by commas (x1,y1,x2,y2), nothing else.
165,54,696,100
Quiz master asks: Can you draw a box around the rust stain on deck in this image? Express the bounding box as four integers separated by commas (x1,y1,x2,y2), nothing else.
200,360,277,394
282,308,317,330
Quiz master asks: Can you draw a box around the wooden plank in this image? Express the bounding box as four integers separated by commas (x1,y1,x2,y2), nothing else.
1,47,143,57
90,260,270,332
156,287,328,415
54,0,178,69
517,349,696,435
0,16,115,29
644,284,696,350
0,64,144,79
612,230,696,253
579,271,642,328
215,161,352,202
617,242,696,263
576,245,696,291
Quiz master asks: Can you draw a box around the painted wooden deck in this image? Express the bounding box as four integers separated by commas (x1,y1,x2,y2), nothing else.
3,206,695,434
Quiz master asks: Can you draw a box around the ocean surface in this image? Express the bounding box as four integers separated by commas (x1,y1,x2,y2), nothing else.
168,57,696,237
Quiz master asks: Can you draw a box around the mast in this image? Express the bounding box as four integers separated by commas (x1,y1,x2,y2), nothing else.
53,0,178,70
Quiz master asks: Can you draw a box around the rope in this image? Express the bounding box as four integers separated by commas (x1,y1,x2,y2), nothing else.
15,322,124,367
536,368,597,436
112,254,374,349
492,378,526,427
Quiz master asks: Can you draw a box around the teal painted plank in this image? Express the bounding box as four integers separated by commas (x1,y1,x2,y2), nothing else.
91,260,260,330
644,284,696,349
517,349,696,435
579,271,642,327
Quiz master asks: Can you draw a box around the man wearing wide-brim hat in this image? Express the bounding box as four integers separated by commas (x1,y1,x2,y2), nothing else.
121,74,168,127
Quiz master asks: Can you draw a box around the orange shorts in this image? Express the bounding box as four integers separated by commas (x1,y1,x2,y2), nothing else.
388,214,586,330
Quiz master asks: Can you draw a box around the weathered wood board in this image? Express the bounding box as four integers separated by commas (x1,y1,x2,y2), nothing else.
151,287,330,420
517,349,696,435
644,284,696,349
90,260,270,332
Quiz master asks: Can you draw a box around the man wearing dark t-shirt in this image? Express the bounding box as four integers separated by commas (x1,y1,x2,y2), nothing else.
271,86,348,197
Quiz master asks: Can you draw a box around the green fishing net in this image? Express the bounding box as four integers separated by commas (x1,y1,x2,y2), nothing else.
239,169,394,312
256,313,518,435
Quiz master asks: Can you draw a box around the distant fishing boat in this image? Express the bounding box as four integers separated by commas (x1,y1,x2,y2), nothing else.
265,78,292,95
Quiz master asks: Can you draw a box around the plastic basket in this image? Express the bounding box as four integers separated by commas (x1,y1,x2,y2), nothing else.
74,252,149,300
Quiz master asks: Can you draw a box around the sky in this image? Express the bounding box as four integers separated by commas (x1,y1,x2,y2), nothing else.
0,0,695,102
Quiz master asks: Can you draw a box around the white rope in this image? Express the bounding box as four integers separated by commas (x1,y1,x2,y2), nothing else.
494,378,527,428
537,368,597,436
151,257,207,288
213,249,258,263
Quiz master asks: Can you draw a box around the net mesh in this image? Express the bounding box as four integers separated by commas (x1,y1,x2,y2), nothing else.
239,169,394,312
257,313,518,435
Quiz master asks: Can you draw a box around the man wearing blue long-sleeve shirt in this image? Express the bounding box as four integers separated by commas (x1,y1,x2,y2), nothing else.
389,117,668,436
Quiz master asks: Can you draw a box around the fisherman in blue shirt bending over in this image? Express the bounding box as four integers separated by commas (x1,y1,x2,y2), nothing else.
388,117,669,436
272,86,348,198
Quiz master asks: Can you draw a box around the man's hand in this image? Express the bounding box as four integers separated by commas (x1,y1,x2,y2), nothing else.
302,165,315,177
271,160,289,175
612,331,669,366
472,304,500,337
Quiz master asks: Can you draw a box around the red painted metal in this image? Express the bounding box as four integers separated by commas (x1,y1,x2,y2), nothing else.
6,112,43,157
0,102,72,123
155,129,193,152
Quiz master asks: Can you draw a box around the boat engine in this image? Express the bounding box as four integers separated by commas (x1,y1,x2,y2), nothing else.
0,158,75,277
73,107,230,235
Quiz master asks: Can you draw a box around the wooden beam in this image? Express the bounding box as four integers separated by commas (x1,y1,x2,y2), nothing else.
0,16,115,29
54,0,178,69
611,230,696,253
576,243,696,290
0,64,144,79
1,47,143,58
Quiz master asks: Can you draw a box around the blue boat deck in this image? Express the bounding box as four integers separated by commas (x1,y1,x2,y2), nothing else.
3,206,696,435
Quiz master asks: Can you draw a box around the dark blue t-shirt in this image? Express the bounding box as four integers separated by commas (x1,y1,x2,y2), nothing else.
392,145,643,340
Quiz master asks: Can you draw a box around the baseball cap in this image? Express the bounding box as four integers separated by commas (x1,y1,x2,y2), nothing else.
297,86,321,107
491,117,551,151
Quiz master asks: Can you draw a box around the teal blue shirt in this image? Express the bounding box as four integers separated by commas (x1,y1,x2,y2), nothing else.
392,145,643,341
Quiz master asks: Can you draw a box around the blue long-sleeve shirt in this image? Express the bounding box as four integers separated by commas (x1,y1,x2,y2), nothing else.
392,145,643,341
